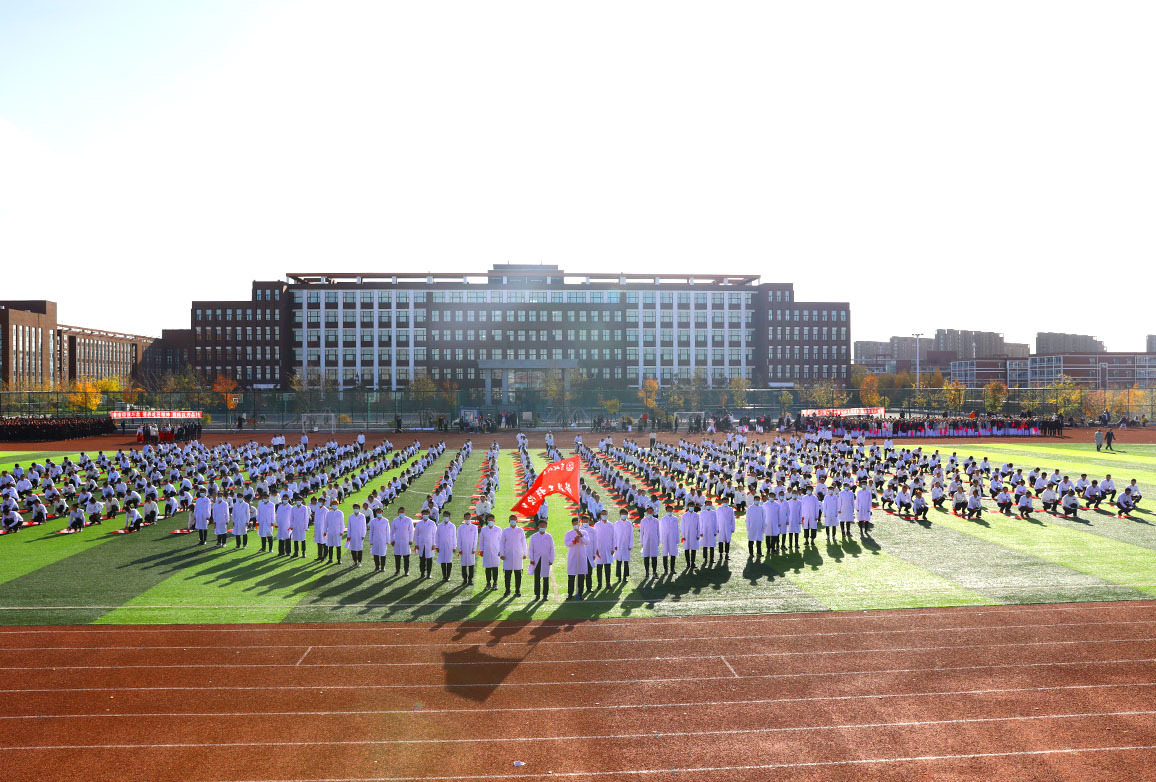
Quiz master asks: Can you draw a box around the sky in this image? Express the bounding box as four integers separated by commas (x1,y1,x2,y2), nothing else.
1,0,1153,350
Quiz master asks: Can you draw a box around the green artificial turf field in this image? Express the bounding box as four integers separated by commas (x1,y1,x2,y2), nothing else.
0,440,1153,625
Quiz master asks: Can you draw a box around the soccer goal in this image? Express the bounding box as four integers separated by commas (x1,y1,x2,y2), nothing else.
300,412,337,433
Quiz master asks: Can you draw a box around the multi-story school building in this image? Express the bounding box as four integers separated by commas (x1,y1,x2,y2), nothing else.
171,265,852,394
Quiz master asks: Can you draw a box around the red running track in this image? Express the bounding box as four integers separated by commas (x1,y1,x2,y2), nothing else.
1,600,1155,781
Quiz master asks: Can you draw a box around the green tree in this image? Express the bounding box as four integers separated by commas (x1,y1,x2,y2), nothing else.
801,381,849,409
777,389,794,414
1046,375,1082,417
983,381,1008,413
728,376,750,408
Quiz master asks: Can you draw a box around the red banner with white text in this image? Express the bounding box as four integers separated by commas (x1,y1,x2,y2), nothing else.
109,410,203,419
511,455,580,517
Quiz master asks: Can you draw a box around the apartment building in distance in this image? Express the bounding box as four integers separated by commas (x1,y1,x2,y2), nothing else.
1036,332,1105,354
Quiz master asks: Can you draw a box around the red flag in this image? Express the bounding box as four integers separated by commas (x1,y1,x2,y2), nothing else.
511,455,580,517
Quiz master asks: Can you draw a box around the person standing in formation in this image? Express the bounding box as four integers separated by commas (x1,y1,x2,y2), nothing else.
800,487,820,547
457,512,478,585
855,483,874,536
275,499,293,556
659,503,680,574
325,500,345,564
256,494,275,553
700,501,718,568
613,508,634,582
822,483,840,544
193,490,210,546
346,503,367,568
369,508,392,573
391,506,414,575
212,494,230,548
413,510,436,579
593,511,615,588
639,507,660,577
681,504,701,572
290,498,309,558
565,516,588,600
479,514,502,589
313,500,327,560
528,519,554,600
744,494,765,559
716,498,735,562
500,514,527,596
434,511,457,581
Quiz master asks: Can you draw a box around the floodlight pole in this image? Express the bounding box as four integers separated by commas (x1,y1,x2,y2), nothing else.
913,333,922,390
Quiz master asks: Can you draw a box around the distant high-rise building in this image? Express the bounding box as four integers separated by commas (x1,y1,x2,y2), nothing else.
1035,332,1105,354
934,329,1005,361
1004,342,1030,359
1148,335,1156,353
889,336,933,361
853,341,890,362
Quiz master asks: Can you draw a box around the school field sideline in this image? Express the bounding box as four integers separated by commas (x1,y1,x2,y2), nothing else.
2,432,1155,780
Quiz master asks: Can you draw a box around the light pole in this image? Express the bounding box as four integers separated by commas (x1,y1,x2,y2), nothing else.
913,333,922,390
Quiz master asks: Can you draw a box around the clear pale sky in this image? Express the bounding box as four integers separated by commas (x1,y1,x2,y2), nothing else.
1,1,1152,350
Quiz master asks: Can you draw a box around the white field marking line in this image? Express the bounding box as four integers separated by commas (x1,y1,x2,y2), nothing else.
722,656,739,678
3,710,1155,751
295,647,311,666
8,635,1152,672
0,599,1151,634
3,581,1156,610
4,618,1154,652
2,656,1154,694
7,681,1156,721
220,744,1156,780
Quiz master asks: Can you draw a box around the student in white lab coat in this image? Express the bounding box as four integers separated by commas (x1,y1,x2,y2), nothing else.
434,511,457,581
413,510,437,579
716,499,735,561
800,487,820,547
193,490,210,545
837,486,855,539
207,495,227,547
479,514,503,590
564,517,589,600
592,511,615,588
681,505,701,571
256,495,276,553
231,496,251,550
745,497,765,559
855,484,874,536
290,498,310,558
822,483,840,544
346,503,367,568
391,507,415,576
324,501,345,564
613,509,635,582
528,519,555,600
639,509,660,577
699,502,718,567
457,512,479,585
500,514,527,596
369,508,392,572
658,504,680,575
275,499,293,556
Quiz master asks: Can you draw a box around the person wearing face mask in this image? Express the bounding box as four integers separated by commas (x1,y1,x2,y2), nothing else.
837,484,855,541
745,495,765,560
313,497,328,560
390,506,414,575
193,490,210,546
565,516,588,599
457,512,478,586
290,498,310,558
499,514,527,597
256,493,276,553
699,501,718,568
346,503,367,568
528,519,554,600
592,512,615,589
639,507,659,578
580,515,597,593
681,503,701,572
413,510,437,579
613,509,635,582
800,487,819,547
324,500,345,564
716,498,735,562
855,483,874,536
275,497,293,556
479,514,502,590
434,511,457,581
369,508,392,572
658,502,680,575
785,490,802,551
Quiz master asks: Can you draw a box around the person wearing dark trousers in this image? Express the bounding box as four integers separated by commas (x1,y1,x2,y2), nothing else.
500,515,527,596
413,511,436,579
479,514,501,588
435,512,456,581
391,507,414,576
457,512,478,585
528,520,554,600
565,517,589,600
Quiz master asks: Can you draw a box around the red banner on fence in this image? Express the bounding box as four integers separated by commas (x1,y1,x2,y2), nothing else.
109,410,203,419
799,407,885,418
511,455,580,517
